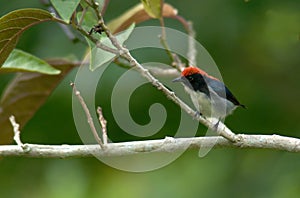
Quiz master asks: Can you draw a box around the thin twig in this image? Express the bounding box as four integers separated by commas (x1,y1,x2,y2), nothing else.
48,1,115,53
159,17,185,72
114,59,179,77
186,21,197,66
157,2,186,71
170,15,197,66
78,7,88,26
172,53,186,71
41,0,79,43
74,25,119,54
101,0,110,15
159,18,174,62
1,135,300,158
147,67,179,77
97,107,108,144
113,57,131,69
70,82,105,149
9,115,26,149
89,0,126,51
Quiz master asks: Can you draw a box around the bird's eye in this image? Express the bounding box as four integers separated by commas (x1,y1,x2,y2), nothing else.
187,76,193,81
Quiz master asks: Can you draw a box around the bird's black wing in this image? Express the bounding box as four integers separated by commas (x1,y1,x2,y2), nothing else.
204,76,245,107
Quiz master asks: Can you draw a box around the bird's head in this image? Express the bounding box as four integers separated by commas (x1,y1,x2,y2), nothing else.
172,66,210,86
172,66,246,115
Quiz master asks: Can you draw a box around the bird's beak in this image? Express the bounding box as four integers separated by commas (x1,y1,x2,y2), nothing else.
172,76,183,83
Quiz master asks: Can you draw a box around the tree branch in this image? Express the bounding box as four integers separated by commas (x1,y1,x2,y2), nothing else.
97,107,108,145
9,115,24,149
0,135,299,158
70,83,105,149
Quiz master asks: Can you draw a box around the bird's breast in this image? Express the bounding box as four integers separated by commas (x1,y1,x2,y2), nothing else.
184,85,237,118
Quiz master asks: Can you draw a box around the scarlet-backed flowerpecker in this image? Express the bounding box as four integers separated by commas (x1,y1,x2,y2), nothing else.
173,66,245,118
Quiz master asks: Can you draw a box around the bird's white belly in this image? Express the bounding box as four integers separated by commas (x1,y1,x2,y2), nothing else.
184,86,236,118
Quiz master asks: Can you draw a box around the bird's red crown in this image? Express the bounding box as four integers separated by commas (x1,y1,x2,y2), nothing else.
182,66,219,81
181,66,207,77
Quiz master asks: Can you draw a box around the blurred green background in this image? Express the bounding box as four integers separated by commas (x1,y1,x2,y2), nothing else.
1,0,300,197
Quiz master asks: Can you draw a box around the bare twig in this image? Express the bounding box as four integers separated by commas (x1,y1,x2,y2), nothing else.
186,21,197,66
147,67,179,77
114,58,180,77
89,0,118,47
101,0,110,15
9,115,26,149
74,25,119,54
78,7,88,26
159,17,185,72
70,82,105,149
172,53,186,71
41,0,79,43
97,107,108,144
1,135,300,158
159,18,174,62
114,58,179,76
171,15,197,66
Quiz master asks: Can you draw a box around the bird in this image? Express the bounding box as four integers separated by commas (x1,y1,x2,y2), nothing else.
172,66,245,119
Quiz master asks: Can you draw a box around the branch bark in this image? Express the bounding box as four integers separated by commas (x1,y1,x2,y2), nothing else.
70,83,104,148
1,135,299,158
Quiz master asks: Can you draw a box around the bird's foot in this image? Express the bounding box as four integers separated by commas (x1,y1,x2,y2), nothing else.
213,118,221,130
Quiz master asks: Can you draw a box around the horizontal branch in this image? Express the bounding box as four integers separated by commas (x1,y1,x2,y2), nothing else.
1,134,299,158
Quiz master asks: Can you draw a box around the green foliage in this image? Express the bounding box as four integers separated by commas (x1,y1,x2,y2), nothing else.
1,49,61,74
89,23,135,71
0,60,76,144
76,9,98,32
0,8,54,66
50,0,81,23
0,2,138,144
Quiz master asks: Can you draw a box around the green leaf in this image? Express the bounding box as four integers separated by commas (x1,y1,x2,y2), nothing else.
141,0,162,18
79,0,89,8
89,23,135,71
76,0,104,32
76,9,98,32
0,8,54,66
1,49,61,74
0,59,76,144
50,0,81,23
